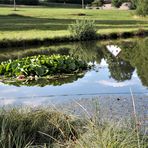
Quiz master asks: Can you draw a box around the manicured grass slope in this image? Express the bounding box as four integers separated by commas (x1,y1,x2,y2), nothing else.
0,7,148,41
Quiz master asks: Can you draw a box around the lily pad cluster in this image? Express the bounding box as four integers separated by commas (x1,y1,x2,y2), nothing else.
0,55,88,77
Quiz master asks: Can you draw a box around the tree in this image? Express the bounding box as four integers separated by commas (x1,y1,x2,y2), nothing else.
91,0,103,7
82,0,84,8
14,0,16,11
111,0,122,8
130,0,138,9
107,57,134,82
136,0,148,16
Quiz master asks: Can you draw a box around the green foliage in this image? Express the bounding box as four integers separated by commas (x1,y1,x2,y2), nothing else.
45,0,94,4
0,55,87,77
76,120,148,148
130,0,138,9
91,0,103,7
112,0,122,8
136,0,148,16
107,58,134,82
121,37,148,86
69,19,97,40
0,0,39,5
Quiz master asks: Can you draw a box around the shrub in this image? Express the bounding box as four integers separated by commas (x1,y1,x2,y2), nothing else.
45,0,94,4
0,0,39,5
112,0,122,8
130,0,138,9
136,0,148,16
91,0,103,7
68,19,97,40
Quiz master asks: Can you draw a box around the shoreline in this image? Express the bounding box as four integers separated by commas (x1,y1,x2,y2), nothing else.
0,29,148,48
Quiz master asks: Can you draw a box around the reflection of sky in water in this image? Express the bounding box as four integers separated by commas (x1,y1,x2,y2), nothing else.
0,59,147,106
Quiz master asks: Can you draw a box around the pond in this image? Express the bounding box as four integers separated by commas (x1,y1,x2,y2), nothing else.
0,37,148,109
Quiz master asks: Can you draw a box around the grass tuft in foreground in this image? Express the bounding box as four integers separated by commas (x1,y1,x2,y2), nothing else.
0,107,147,147
0,108,85,147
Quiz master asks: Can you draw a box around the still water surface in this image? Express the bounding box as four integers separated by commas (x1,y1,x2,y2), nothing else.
0,37,147,106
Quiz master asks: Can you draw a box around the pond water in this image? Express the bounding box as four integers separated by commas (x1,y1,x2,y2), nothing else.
0,37,148,108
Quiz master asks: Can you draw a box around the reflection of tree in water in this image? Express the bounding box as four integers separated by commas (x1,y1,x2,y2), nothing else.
1,38,147,86
120,38,148,86
69,41,104,64
103,50,135,82
0,47,70,63
0,41,104,64
1,73,85,87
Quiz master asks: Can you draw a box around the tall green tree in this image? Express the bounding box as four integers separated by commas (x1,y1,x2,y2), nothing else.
136,0,148,16
111,0,122,8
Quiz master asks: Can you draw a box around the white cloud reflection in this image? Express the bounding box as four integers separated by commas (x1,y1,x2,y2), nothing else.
97,80,136,87
0,98,15,106
0,82,7,86
23,97,48,107
99,59,108,67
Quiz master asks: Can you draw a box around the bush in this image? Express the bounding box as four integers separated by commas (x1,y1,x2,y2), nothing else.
0,0,39,5
45,0,93,4
68,19,97,40
130,0,138,9
136,0,148,16
112,0,122,8
91,0,103,7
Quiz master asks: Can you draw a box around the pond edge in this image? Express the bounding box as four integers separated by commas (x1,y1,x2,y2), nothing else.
0,29,148,48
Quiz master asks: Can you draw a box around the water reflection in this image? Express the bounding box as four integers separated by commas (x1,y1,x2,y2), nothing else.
0,38,148,97
1,73,84,87
0,37,148,88
120,37,148,87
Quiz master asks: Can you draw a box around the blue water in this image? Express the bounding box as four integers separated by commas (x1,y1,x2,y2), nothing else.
0,59,147,106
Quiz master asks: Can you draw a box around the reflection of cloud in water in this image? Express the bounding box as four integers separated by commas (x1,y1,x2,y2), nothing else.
0,98,15,105
0,88,18,94
99,59,108,67
0,82,6,86
132,71,138,78
85,72,93,77
97,80,136,87
23,97,48,107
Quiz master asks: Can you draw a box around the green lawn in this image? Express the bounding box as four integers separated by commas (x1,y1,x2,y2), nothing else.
0,7,148,41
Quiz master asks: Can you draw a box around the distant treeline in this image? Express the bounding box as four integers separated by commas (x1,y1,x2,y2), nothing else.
0,0,94,5
44,0,94,4
0,0,39,5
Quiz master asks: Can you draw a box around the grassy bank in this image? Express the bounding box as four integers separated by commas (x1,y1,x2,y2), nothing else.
0,7,148,47
0,29,148,48
0,107,147,147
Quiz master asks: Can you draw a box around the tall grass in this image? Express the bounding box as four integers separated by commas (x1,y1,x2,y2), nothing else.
0,105,147,147
0,108,85,147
